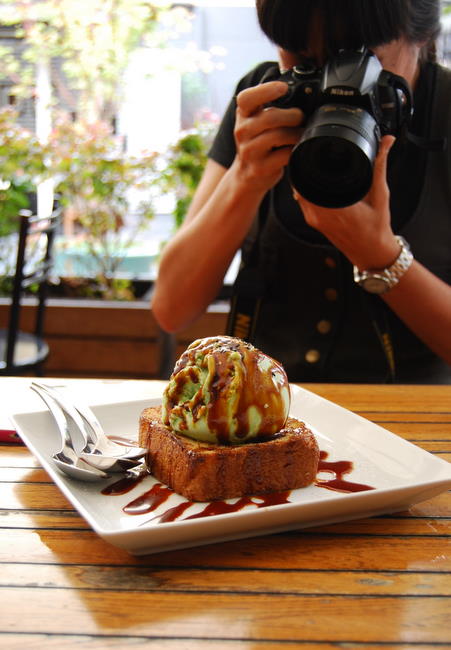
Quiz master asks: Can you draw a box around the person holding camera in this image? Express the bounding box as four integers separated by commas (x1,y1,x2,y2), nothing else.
152,0,451,383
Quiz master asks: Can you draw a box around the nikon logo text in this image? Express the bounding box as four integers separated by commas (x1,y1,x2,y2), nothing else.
330,88,355,96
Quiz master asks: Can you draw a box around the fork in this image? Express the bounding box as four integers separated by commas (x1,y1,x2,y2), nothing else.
31,382,147,472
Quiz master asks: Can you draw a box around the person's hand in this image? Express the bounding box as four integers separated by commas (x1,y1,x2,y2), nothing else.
294,135,401,270
233,81,303,194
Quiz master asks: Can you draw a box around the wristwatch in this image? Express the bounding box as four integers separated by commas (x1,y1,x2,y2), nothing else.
353,236,413,295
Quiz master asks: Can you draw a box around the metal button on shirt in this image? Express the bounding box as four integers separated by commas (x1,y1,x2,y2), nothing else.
305,349,321,363
325,288,338,301
324,256,337,269
317,319,332,334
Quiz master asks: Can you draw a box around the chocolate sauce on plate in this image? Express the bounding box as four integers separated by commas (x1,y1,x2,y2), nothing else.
102,448,374,524
123,483,174,515
101,469,148,495
315,450,374,493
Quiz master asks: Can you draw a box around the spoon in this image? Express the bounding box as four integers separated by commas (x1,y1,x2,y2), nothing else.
32,382,147,463
31,382,143,472
31,385,109,481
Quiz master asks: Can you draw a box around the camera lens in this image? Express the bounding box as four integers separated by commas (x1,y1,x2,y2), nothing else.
288,105,379,208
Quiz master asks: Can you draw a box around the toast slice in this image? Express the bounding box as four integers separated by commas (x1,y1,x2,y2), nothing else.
139,405,319,501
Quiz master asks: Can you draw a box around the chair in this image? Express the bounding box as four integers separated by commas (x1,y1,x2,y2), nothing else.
0,207,60,376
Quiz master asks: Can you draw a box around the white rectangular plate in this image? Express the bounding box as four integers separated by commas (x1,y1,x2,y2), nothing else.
10,385,451,555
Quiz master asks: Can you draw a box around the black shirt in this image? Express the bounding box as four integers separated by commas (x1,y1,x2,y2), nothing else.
208,61,451,383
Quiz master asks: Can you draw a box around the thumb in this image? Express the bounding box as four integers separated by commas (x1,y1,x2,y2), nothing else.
292,188,322,228
370,135,395,202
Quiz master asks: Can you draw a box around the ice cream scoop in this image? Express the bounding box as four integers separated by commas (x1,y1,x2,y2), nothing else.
161,336,290,444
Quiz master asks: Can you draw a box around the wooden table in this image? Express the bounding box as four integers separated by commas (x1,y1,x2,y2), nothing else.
1,379,450,649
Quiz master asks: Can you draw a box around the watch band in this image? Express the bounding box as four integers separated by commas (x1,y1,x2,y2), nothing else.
353,236,413,294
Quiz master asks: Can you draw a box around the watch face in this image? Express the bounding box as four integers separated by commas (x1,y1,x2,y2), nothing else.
361,276,389,294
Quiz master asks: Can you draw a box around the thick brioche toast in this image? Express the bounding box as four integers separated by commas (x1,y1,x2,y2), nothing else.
139,405,320,501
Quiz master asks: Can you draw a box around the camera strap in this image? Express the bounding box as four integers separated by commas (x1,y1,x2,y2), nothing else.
226,193,270,342
361,292,396,382
226,265,264,341
405,63,447,153
406,130,447,152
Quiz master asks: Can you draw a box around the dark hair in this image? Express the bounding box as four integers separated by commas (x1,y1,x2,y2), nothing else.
256,0,441,61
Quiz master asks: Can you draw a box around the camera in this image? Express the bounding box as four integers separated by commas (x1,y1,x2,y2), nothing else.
264,48,412,208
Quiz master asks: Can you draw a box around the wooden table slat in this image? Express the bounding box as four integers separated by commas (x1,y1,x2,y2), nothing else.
1,563,450,596
1,528,450,572
1,588,450,644
2,637,419,650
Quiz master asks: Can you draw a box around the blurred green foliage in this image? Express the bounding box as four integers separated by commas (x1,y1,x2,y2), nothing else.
159,124,214,230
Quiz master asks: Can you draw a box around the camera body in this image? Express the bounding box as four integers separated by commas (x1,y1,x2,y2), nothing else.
265,48,412,208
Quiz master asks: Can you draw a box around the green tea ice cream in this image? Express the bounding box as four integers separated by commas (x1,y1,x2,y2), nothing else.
161,336,290,444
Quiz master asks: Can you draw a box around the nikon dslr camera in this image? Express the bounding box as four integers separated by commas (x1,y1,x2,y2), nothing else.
265,48,412,208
